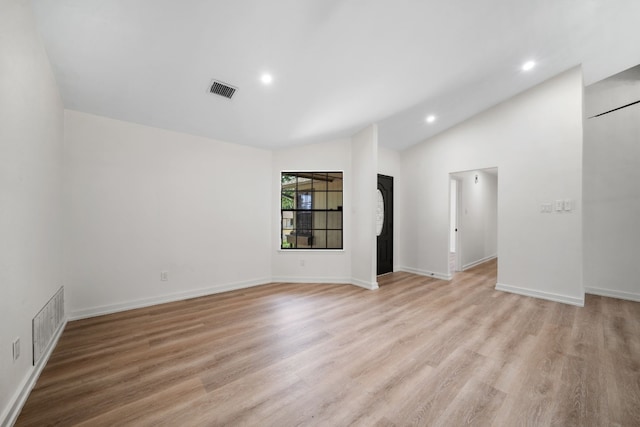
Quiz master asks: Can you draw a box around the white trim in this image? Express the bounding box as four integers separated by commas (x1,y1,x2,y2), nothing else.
68,278,270,320
1,318,67,427
495,282,584,307
585,287,640,302
271,276,351,284
462,255,497,271
350,278,379,290
272,276,379,290
398,266,452,281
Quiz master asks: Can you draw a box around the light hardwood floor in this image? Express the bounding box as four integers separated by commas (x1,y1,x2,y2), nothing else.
16,260,640,426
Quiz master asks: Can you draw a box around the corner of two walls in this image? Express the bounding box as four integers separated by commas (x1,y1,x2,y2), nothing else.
271,138,353,284
65,111,385,320
399,67,585,306
63,110,273,319
1,1,65,424
350,125,379,289
271,125,380,289
583,65,640,302
59,67,593,326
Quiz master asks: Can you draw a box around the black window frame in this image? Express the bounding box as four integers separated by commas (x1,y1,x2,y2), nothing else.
280,171,343,250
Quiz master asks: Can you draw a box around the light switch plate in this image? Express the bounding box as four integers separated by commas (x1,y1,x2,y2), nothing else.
555,200,564,211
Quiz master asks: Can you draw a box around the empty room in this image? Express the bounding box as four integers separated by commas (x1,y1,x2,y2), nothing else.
1,0,639,425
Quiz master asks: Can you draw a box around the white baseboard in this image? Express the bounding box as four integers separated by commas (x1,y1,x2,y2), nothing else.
462,255,497,271
273,276,378,290
68,278,270,320
350,278,379,290
398,266,452,281
585,287,640,303
271,276,351,285
70,274,385,320
1,318,67,427
495,283,584,307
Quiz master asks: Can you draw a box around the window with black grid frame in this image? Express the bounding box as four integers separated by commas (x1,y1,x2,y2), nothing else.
281,172,343,249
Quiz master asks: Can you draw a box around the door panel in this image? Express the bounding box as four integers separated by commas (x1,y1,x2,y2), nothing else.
377,174,393,275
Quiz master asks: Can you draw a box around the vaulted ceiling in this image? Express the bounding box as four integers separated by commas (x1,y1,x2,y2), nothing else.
31,0,640,150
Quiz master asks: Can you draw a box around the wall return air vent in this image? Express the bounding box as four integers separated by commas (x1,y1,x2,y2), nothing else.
209,79,237,99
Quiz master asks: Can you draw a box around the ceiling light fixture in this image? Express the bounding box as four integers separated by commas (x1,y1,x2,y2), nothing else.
426,115,436,124
522,60,536,71
260,73,273,85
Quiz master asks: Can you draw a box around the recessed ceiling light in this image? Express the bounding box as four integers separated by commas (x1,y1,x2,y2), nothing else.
260,73,273,85
426,115,436,124
522,61,536,71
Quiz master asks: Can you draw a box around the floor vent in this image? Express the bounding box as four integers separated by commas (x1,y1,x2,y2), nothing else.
32,286,64,365
209,79,237,99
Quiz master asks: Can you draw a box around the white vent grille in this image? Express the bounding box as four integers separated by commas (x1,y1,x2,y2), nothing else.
209,80,237,99
33,286,64,365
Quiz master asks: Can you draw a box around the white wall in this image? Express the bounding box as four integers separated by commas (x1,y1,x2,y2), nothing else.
0,0,64,423
271,139,352,283
400,68,584,305
63,111,273,318
351,125,378,288
378,146,402,272
272,128,380,289
457,170,498,269
584,71,640,301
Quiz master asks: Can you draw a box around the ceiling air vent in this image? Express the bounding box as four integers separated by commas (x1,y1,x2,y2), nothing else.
209,79,237,99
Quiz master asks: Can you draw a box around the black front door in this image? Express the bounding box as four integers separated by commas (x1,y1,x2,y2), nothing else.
377,174,393,275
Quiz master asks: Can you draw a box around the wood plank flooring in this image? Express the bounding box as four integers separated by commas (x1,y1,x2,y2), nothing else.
16,260,640,426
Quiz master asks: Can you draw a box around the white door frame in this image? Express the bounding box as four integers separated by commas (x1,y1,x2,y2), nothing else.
455,177,463,272
449,176,463,274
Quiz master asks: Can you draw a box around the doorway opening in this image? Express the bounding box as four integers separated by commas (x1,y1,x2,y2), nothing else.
449,168,498,276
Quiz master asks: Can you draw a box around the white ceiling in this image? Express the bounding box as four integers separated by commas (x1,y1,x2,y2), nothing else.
31,0,640,150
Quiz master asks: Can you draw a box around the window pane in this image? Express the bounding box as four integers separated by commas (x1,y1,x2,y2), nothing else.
327,191,343,210
282,173,297,183
312,173,328,192
289,231,312,248
281,171,342,250
313,211,327,229
282,230,295,248
313,231,327,248
297,175,312,190
297,192,312,209
314,191,328,209
327,211,342,229
295,212,312,236
282,217,293,230
327,230,342,249
328,172,343,181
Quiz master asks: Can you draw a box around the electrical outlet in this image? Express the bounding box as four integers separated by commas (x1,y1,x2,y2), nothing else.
12,338,20,362
299,259,305,267
160,271,168,281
